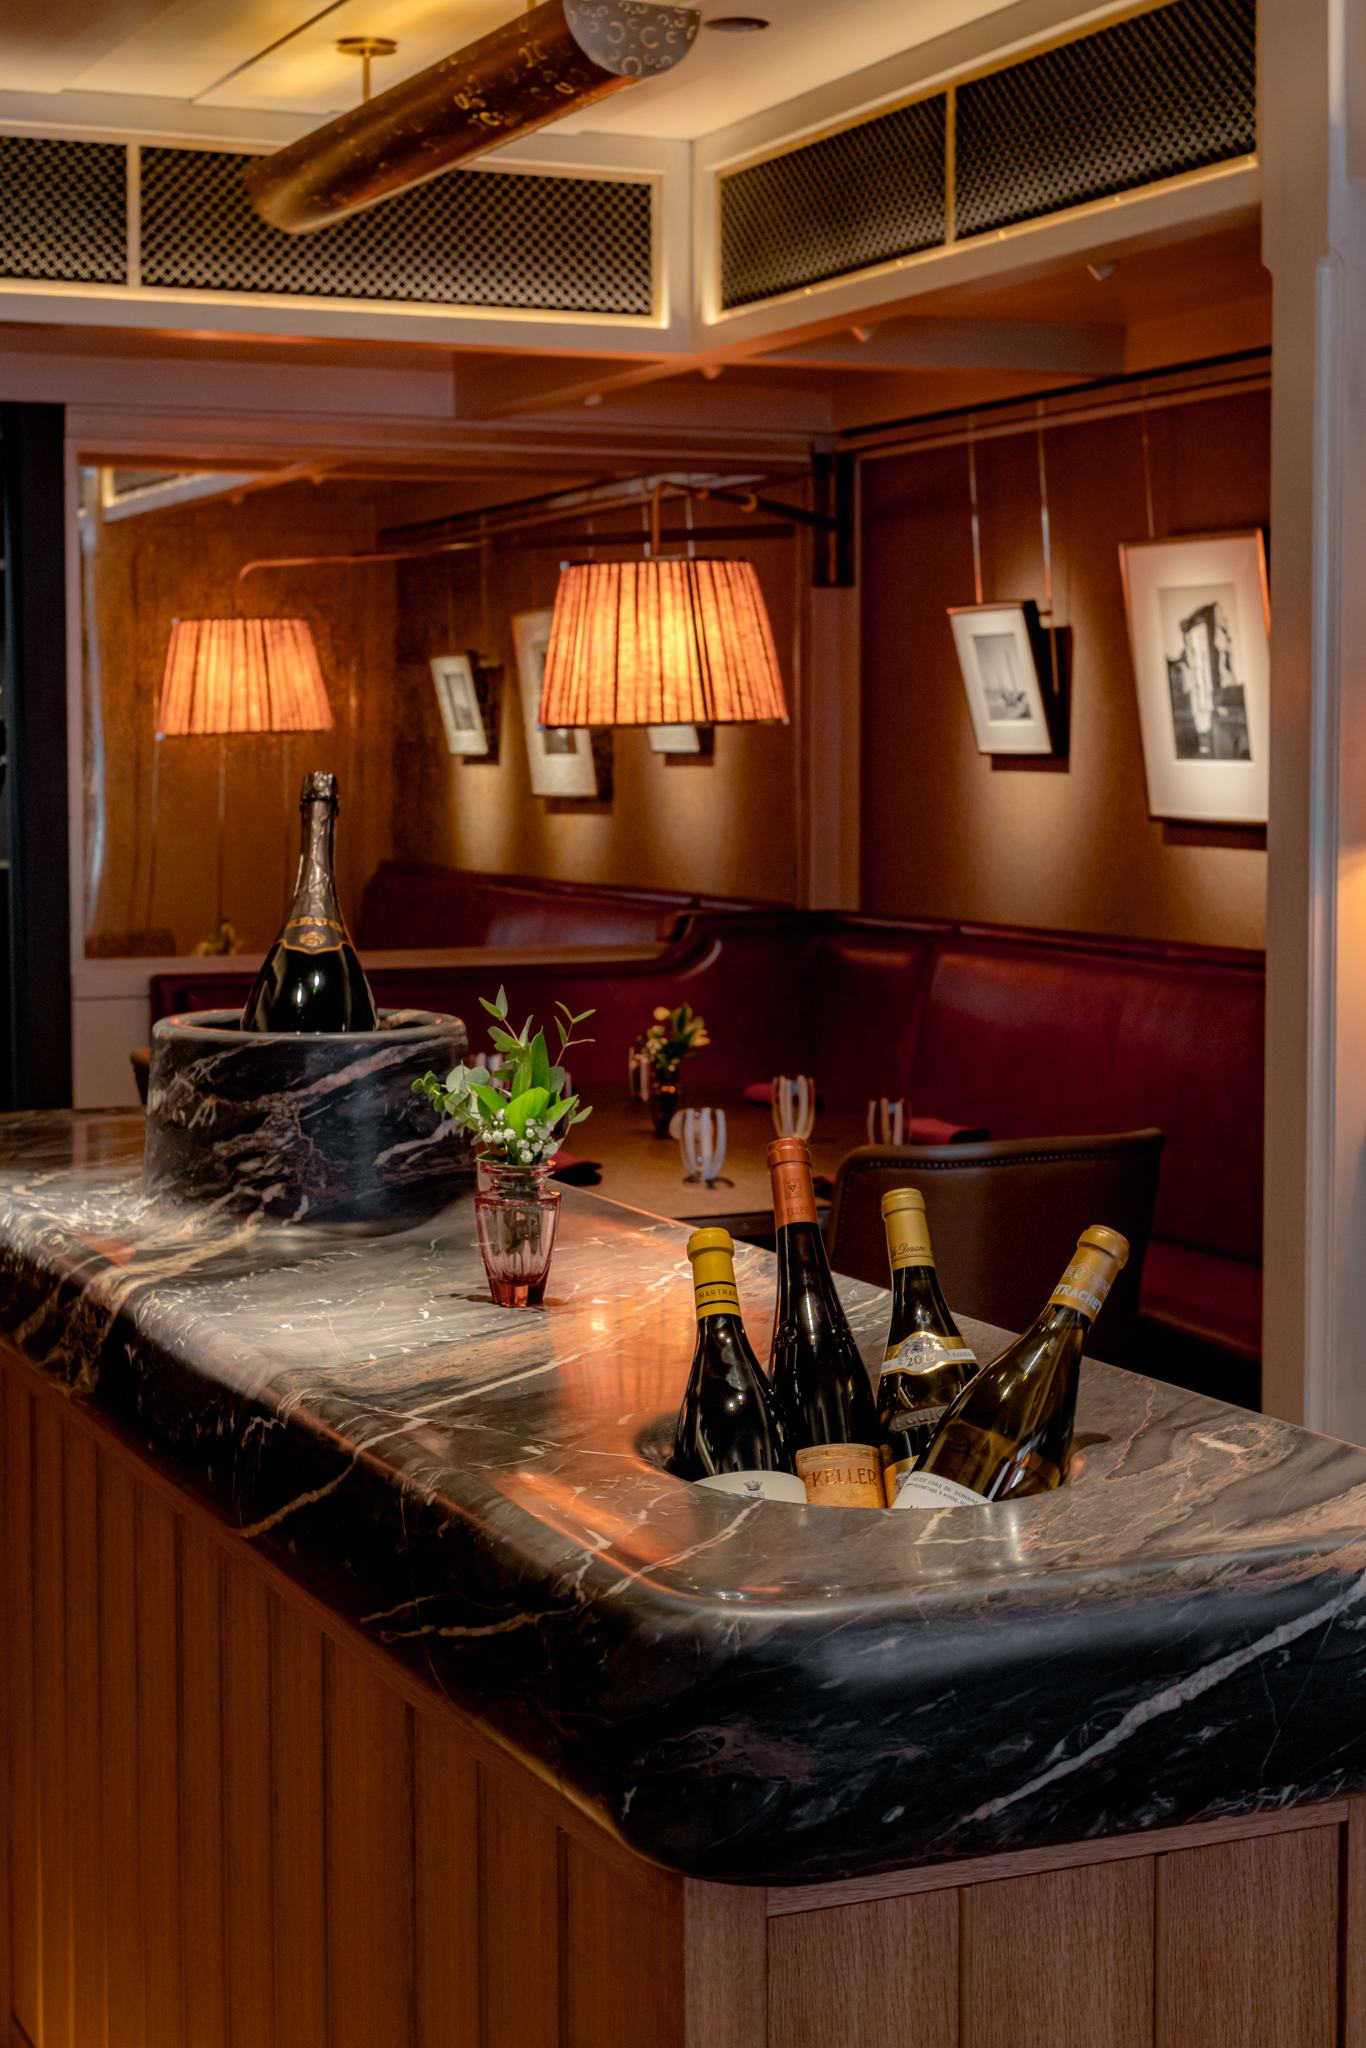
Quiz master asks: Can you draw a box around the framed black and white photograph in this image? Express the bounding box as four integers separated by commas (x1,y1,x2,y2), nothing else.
511,609,599,799
948,602,1059,756
429,654,489,756
1119,531,1269,824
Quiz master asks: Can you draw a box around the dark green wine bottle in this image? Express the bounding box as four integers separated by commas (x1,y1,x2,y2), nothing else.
673,1229,805,1502
241,772,377,1034
876,1187,977,1504
767,1138,883,1508
895,1225,1129,1509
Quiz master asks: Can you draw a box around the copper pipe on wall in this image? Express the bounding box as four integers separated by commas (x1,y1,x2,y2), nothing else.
244,0,699,235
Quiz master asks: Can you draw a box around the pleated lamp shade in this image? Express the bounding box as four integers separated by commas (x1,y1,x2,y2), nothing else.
538,559,788,727
157,618,334,736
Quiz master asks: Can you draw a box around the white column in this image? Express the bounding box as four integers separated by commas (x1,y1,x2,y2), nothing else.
1262,0,1366,1433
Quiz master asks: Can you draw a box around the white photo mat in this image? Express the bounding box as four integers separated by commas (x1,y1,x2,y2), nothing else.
1119,531,1269,824
511,609,598,798
948,603,1055,756
429,653,489,756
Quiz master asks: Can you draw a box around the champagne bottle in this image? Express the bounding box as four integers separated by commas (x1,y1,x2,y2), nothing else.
894,1225,1129,1510
876,1188,978,1504
673,1229,805,1502
767,1137,883,1508
241,772,377,1034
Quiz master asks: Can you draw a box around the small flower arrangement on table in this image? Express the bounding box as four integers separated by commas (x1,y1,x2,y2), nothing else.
413,989,594,1307
633,1002,709,1136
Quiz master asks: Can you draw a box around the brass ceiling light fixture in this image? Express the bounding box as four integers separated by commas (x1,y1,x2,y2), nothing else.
336,36,398,103
245,0,701,235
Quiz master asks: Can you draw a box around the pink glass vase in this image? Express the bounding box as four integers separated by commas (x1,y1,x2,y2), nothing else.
475,1158,562,1307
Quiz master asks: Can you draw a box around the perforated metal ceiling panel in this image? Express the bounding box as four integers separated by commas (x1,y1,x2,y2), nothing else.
954,0,1256,237
719,96,947,311
139,149,653,315
0,136,126,284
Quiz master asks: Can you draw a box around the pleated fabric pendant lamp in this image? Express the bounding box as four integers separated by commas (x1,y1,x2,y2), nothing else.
537,557,788,728
157,618,334,736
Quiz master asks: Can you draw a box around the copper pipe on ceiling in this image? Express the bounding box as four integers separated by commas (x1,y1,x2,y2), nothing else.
244,0,700,235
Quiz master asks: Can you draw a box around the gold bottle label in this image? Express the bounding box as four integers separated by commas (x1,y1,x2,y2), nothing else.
281,914,345,955
881,1334,976,1371
1048,1242,1122,1320
884,1212,935,1270
795,1443,883,1508
687,1232,742,1319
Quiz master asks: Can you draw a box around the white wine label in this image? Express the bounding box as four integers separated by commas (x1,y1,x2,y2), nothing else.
695,1469,809,1504
795,1443,884,1508
891,1470,988,1511
882,1335,977,1370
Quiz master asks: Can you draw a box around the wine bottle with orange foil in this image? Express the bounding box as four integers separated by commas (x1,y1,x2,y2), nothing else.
242,772,377,1034
876,1187,977,1504
767,1138,883,1508
894,1225,1129,1510
673,1229,805,1502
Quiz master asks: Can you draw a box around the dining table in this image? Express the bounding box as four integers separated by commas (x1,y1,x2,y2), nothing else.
559,1088,873,1238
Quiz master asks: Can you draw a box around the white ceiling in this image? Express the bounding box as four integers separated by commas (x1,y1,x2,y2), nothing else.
1,0,1018,140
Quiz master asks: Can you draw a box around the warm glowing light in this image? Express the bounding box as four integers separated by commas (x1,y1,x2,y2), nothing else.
157,618,333,736
538,558,788,727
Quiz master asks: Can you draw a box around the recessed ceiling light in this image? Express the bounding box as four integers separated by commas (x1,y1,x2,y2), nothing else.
705,15,770,29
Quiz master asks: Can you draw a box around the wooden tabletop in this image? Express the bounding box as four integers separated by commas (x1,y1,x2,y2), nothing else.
567,1090,871,1228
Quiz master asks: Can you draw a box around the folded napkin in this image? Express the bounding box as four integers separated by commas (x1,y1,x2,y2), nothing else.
744,1080,826,1109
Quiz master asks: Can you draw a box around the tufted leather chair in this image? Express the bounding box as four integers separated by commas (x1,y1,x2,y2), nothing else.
825,1130,1165,1365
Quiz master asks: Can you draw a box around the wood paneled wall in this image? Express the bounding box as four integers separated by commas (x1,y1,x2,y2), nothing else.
2,1343,1359,2048
860,386,1272,951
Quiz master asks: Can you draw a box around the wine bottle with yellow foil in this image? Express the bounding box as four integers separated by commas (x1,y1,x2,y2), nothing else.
673,1229,805,1502
241,772,377,1034
876,1188,978,1504
894,1226,1129,1510
767,1138,883,1508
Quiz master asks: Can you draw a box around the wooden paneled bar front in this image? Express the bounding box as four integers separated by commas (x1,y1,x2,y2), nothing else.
2,1355,1360,2048
2,1114,1366,2046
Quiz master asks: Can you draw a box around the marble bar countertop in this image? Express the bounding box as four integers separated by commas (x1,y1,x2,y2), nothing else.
4,1110,1366,1887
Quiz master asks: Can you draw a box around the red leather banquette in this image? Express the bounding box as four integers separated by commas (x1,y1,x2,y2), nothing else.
153,873,1264,1408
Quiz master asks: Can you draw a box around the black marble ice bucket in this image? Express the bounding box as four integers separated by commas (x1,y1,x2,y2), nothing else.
144,1008,473,1223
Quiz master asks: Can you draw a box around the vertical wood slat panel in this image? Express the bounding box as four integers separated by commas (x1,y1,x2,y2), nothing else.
684,1878,767,2048
221,1565,275,2048
62,1427,106,2048
179,1534,227,2048
33,1398,71,2048
137,1492,183,2048
272,1595,328,2048
99,1452,147,2048
965,1858,1153,2048
767,1890,958,2048
1341,1800,1366,2048
324,1639,415,2048
413,1709,480,2048
1157,1827,1339,2048
5,1378,39,2047
483,1769,561,2048
564,1834,686,2048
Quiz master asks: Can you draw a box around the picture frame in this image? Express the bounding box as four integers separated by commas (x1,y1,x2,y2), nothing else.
1119,531,1269,825
511,609,599,799
647,724,701,753
429,654,489,756
948,601,1062,756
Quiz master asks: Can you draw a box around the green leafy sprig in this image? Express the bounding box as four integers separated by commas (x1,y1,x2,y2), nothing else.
413,987,594,1167
635,1002,709,1082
